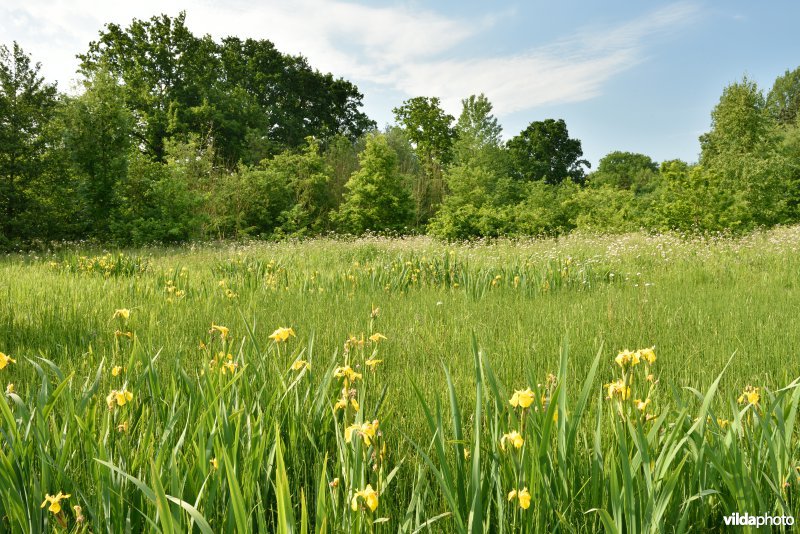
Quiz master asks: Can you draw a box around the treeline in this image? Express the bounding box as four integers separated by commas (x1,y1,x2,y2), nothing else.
2,13,800,248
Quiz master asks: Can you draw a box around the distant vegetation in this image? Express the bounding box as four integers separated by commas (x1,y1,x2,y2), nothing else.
2,12,800,249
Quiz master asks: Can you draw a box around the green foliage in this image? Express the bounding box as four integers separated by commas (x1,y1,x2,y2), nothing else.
0,42,59,246
62,68,133,238
333,134,414,234
507,118,590,185
590,151,659,194
767,66,800,126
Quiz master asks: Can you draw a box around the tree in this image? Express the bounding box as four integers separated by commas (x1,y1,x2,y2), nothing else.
80,13,375,166
332,133,414,234
392,96,456,224
767,67,800,126
589,151,658,194
507,119,589,185
0,42,59,245
62,68,133,238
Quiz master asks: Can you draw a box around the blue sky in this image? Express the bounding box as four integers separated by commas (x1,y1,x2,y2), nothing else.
2,0,799,165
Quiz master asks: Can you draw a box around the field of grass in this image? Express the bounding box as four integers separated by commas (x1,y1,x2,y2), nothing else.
2,227,800,532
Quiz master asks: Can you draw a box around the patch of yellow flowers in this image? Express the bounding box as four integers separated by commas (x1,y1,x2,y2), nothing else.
0,351,16,370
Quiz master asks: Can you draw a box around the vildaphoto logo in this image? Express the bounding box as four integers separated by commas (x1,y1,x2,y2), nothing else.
723,512,795,527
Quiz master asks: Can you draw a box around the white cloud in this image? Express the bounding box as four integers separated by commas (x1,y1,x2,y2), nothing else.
0,0,698,117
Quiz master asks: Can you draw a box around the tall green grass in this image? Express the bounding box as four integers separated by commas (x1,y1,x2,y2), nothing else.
2,227,800,531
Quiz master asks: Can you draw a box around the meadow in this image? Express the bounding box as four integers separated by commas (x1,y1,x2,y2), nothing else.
2,227,800,532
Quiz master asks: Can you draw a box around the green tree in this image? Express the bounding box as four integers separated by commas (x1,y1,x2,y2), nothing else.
333,133,414,234
589,151,659,194
393,96,456,224
0,42,59,245
767,67,800,126
62,68,133,238
507,119,589,184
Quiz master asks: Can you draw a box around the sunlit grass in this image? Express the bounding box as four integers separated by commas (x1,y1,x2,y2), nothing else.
2,227,800,531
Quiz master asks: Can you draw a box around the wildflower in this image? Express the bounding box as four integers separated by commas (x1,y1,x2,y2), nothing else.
111,366,123,377
365,358,382,370
606,379,631,400
74,505,84,523
41,492,71,514
463,448,470,460
222,360,238,374
199,341,207,350
210,458,219,470
509,388,535,409
334,366,363,382
218,280,226,288
114,330,133,339
346,335,365,349
269,327,296,342
370,306,380,319
638,346,656,365
225,289,238,299
329,477,340,488
500,430,524,451
351,484,379,512
106,387,133,409
615,349,639,368
634,398,651,411
6,383,14,395
345,420,379,446
369,333,387,343
0,351,16,370
210,324,230,340
507,487,531,510
117,421,129,433
291,359,310,371
738,386,760,406
717,418,730,429
113,309,130,320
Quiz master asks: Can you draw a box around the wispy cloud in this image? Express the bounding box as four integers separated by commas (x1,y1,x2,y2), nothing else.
0,0,699,118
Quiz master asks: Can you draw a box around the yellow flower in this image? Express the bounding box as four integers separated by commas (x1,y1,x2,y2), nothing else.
117,421,129,433
222,360,238,374
218,280,226,288
500,430,524,451
717,418,730,429
345,420,379,446
210,324,230,340
269,327,296,342
291,360,310,371
638,347,656,365
351,484,379,512
606,379,631,400
113,309,130,320
0,351,16,370
370,306,380,319
507,487,531,510
369,333,387,343
634,398,650,411
5,383,13,395
106,387,133,409
111,366,123,377
615,349,639,368
365,358,382,370
334,398,347,411
738,385,760,406
210,458,219,470
41,492,71,514
509,388,535,409
334,366,362,382
114,330,133,339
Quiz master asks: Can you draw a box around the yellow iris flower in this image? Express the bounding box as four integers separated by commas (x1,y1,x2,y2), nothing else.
334,366,363,382
210,324,230,340
345,420,379,446
351,484,379,512
269,327,296,342
369,333,387,343
0,352,15,370
112,309,130,320
738,385,760,406
111,366,123,377
638,347,656,365
365,358,382,369
106,387,134,409
291,360,310,371
507,487,531,509
615,349,640,368
606,380,631,400
509,388,535,409
41,492,71,514
500,430,524,451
